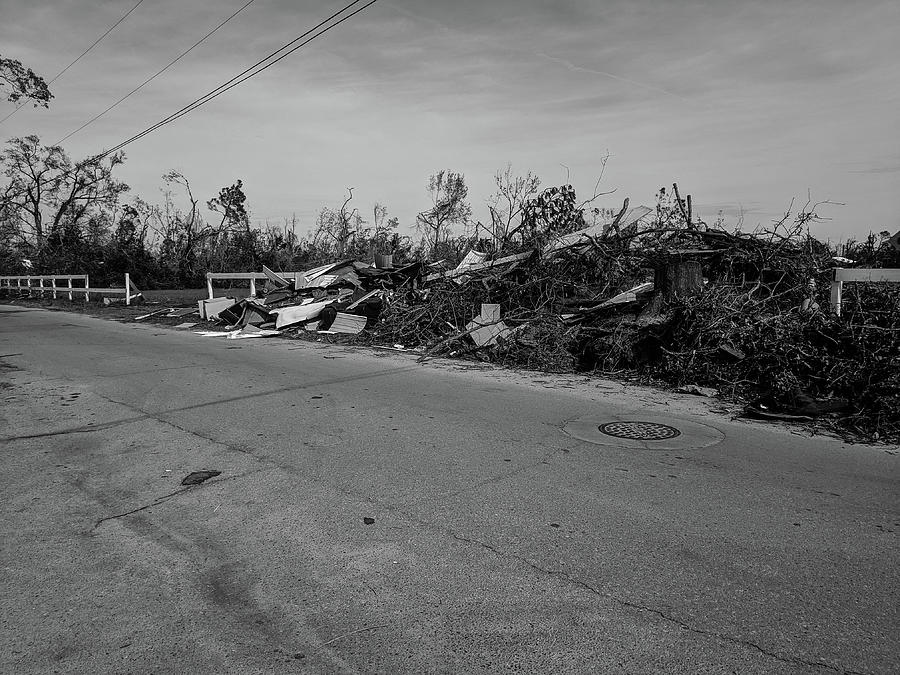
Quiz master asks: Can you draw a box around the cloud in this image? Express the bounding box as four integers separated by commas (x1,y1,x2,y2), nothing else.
848,165,900,175
1,0,897,240
533,53,689,101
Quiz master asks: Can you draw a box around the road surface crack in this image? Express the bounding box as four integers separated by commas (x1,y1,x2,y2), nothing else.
91,486,193,532
89,472,262,533
447,530,857,674
2,364,418,443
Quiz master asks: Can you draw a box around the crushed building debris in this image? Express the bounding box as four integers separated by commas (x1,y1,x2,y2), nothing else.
125,199,897,443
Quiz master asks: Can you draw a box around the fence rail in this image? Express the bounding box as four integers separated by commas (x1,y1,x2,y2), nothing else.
0,273,141,304
830,268,900,316
205,271,307,299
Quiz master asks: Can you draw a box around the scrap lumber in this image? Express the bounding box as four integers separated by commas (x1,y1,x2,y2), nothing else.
543,205,652,256
263,265,291,289
455,250,488,273
423,251,534,282
195,330,236,337
346,289,383,311
134,308,170,321
228,325,280,339
595,282,654,308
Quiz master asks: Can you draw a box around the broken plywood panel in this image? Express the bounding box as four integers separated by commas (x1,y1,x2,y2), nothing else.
465,320,510,347
481,303,501,322
198,296,236,320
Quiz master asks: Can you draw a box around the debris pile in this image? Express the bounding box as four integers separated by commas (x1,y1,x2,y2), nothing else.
143,196,898,442
199,260,422,336
364,199,896,442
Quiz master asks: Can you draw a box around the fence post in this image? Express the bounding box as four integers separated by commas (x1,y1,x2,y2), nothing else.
27,277,32,297
125,273,131,305
51,277,57,299
84,275,90,302
207,273,214,300
249,277,257,297
67,277,73,301
829,280,843,317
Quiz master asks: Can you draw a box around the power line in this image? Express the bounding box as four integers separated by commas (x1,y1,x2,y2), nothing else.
56,0,259,145
1,0,381,204
102,0,378,158
0,0,146,126
50,0,147,85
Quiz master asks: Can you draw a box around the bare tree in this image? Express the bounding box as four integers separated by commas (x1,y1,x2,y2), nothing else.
485,164,541,249
313,188,365,259
146,171,243,284
417,170,471,259
0,135,127,250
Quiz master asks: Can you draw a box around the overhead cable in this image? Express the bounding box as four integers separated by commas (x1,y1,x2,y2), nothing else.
102,0,377,157
56,0,260,145
0,0,146,126
1,0,380,203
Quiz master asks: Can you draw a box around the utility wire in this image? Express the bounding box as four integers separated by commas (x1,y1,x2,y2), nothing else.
50,0,147,85
56,0,259,145
102,0,376,157
0,0,146,126
1,0,380,203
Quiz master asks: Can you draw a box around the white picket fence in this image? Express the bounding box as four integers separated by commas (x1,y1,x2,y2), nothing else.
830,268,900,316
0,273,141,304
204,263,345,299
205,271,304,299
4,267,895,316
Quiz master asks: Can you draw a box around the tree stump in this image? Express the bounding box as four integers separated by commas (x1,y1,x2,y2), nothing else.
654,258,703,300
644,256,704,316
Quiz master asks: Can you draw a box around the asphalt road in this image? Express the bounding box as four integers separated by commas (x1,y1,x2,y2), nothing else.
1,304,897,674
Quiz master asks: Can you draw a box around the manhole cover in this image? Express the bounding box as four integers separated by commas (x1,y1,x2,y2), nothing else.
598,421,681,440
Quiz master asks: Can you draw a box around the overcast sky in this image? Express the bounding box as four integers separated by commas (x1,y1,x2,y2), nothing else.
1,0,898,242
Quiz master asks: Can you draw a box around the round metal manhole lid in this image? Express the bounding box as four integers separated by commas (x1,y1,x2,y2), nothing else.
563,415,723,450
598,421,681,440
